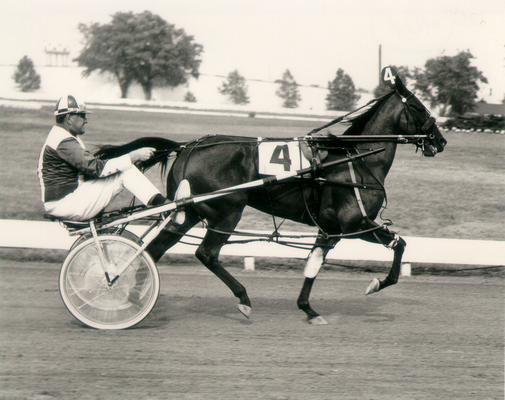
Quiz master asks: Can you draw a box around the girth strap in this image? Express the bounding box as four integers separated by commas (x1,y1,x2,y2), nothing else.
348,160,398,247
347,161,368,218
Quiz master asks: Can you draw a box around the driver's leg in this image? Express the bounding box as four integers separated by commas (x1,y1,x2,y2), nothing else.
45,166,163,220
118,166,162,205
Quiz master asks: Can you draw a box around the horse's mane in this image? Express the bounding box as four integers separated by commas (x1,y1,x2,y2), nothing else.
342,91,395,135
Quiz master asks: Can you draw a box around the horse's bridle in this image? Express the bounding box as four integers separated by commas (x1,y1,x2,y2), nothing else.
397,91,446,155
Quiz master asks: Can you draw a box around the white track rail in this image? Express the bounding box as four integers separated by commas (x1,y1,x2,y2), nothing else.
1,219,504,266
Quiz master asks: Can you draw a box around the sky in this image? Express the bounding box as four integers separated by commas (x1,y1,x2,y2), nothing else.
1,0,504,101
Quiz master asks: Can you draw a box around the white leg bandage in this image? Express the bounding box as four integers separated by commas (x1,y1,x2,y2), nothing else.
304,247,324,278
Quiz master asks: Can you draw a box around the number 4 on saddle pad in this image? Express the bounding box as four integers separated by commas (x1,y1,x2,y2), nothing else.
258,140,310,175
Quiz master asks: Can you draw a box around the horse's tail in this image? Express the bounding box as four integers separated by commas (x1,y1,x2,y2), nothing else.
95,136,182,174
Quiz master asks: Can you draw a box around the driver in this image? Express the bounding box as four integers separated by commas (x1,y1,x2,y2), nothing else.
37,94,167,221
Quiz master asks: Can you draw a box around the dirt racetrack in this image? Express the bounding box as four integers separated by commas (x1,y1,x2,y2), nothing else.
0,259,503,400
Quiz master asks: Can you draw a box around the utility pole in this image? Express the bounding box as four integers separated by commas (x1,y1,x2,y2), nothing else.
378,43,382,85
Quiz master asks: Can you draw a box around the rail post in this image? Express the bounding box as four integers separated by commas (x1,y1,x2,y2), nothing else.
401,263,412,277
244,257,255,271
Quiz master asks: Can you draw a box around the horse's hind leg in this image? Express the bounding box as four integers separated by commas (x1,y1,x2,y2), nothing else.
360,227,407,295
297,235,339,325
145,210,200,262
195,208,252,318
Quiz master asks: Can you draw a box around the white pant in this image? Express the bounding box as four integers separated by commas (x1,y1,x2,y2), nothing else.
45,166,160,221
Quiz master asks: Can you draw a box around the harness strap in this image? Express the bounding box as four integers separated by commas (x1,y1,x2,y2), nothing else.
299,143,326,233
181,135,215,178
347,161,367,218
348,157,398,246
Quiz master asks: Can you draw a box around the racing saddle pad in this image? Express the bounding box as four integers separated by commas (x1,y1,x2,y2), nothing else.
258,139,310,175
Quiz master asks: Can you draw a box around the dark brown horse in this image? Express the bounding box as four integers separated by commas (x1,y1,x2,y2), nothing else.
98,67,446,324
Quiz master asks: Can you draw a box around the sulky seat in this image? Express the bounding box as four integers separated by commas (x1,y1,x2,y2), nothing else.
43,214,90,231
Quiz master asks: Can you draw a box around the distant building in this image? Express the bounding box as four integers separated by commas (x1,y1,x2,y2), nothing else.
44,45,71,67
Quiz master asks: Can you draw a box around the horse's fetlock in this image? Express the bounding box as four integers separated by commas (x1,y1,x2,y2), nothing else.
235,286,248,301
383,276,398,287
297,299,309,310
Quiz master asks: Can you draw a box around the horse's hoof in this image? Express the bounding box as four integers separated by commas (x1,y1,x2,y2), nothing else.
365,278,381,295
308,316,328,325
237,304,252,319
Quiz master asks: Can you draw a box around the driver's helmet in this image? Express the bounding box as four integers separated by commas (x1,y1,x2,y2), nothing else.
54,94,90,116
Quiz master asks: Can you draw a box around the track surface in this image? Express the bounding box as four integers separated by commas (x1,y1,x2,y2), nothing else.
0,259,503,400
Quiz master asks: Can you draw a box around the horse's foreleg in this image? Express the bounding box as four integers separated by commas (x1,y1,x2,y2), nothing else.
379,234,406,290
362,227,407,295
297,237,338,324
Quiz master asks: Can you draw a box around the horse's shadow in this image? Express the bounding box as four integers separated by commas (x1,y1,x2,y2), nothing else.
142,291,421,327
142,294,254,328
317,296,397,323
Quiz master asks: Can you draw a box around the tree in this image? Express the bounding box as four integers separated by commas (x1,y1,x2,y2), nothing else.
275,69,301,108
12,56,41,92
218,70,250,104
326,68,360,111
75,11,203,100
412,51,487,116
184,91,197,103
373,65,411,97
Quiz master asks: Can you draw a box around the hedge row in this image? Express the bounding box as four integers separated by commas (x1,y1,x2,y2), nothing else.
442,114,505,132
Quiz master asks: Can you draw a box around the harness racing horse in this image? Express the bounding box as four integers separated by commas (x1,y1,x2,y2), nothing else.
97,67,446,324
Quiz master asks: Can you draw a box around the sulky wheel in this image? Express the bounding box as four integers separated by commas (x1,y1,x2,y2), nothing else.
59,234,159,330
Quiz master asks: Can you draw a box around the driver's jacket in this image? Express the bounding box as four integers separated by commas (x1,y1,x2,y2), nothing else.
37,125,132,203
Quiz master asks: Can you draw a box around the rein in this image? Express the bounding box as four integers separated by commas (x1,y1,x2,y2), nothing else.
159,134,428,152
306,96,383,135
199,220,390,249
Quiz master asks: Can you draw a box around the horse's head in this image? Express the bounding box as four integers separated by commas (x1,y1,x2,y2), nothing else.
382,66,447,157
